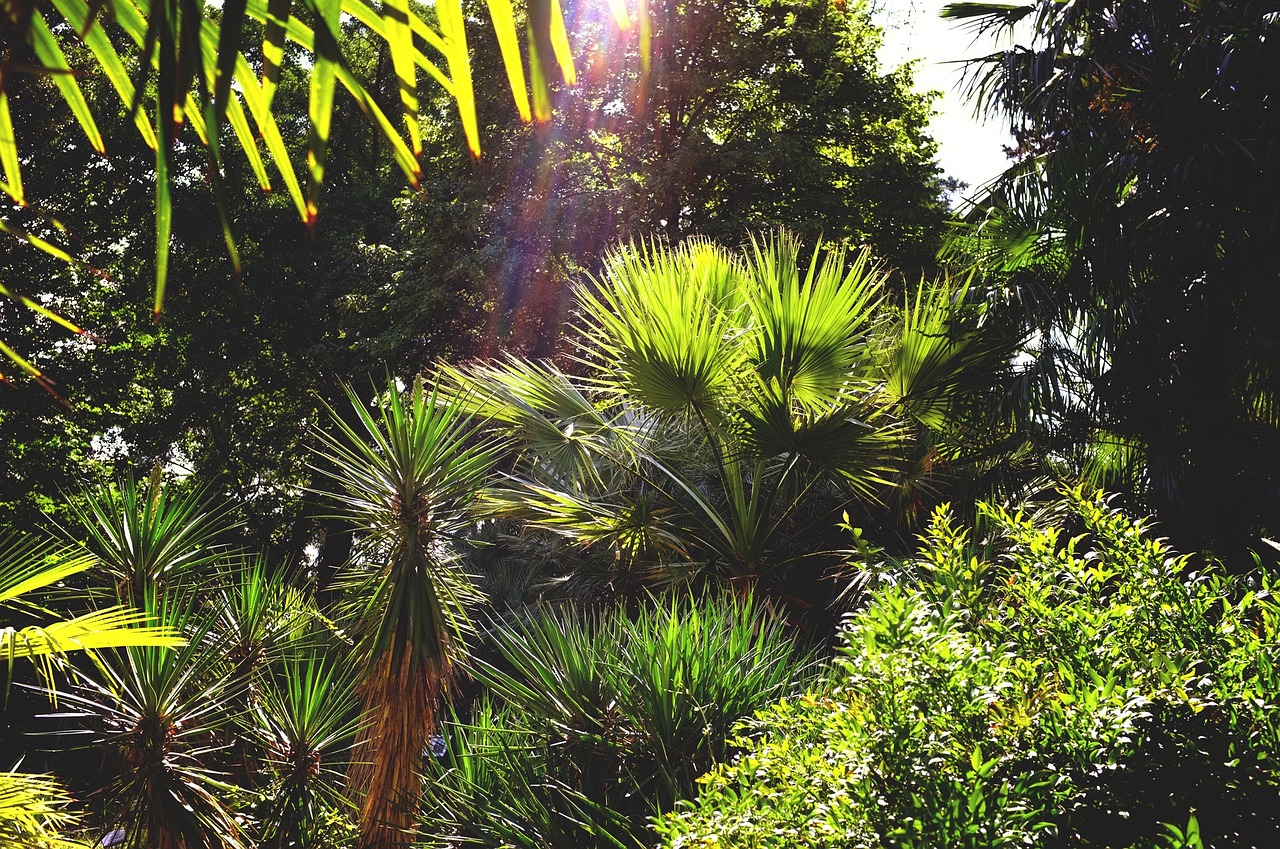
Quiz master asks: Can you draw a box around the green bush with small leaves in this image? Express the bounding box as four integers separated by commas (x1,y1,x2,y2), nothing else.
655,489,1280,848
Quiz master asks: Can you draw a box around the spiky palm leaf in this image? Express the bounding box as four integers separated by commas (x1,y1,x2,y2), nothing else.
311,375,500,849
251,649,363,849
1,533,184,694
0,769,91,849
1,536,184,849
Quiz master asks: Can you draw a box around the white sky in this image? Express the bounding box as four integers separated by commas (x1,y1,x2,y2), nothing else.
874,0,1014,197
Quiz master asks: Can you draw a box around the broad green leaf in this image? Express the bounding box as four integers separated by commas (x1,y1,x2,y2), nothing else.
200,99,243,279
305,0,344,224
526,0,554,122
548,0,576,86
639,0,651,75
0,337,47,384
214,0,250,124
154,105,172,317
605,0,630,29
183,92,209,145
225,89,271,191
339,0,454,95
28,11,105,154
216,14,307,219
0,281,85,336
0,218,76,265
334,62,421,185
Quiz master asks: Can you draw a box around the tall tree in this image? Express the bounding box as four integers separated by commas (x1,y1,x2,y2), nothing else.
402,0,949,355
944,0,1280,559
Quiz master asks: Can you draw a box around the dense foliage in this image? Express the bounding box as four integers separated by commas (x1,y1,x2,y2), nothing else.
5,1,1280,847
420,594,809,848
657,489,1280,848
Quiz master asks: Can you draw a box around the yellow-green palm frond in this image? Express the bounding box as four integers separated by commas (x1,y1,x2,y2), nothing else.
1,532,185,695
0,770,91,849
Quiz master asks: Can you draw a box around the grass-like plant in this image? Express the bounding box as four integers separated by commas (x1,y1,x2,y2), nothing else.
421,591,810,847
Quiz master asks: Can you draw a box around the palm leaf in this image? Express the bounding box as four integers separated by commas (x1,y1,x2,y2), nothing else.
744,232,886,408
576,238,748,423
2,0,640,387
0,770,91,849
0,90,24,203
27,11,105,154
1,533,186,696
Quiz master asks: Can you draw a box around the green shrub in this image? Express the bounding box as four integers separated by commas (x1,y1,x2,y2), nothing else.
655,489,1280,848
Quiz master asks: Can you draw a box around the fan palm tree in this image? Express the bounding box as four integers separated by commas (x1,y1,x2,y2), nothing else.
311,376,501,849
448,232,1024,605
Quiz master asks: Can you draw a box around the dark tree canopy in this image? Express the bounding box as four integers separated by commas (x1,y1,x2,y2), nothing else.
946,0,1280,559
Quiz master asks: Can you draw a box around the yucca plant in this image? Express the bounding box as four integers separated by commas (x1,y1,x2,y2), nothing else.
250,648,363,849
209,555,317,680
53,593,248,849
312,375,501,849
61,471,233,602
1,533,184,848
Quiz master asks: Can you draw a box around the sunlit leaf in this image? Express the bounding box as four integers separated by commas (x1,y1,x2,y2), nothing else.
485,0,532,122
381,0,423,156
28,11,105,153
49,0,157,148
436,0,480,156
0,91,25,205
261,0,291,105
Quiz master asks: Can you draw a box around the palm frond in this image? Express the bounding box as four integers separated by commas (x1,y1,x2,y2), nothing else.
1,533,185,696
1,0,636,384
744,232,886,408
0,770,90,849
574,237,748,423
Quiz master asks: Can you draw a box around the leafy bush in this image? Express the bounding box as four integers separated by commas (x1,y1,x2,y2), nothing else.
418,592,812,848
655,489,1280,848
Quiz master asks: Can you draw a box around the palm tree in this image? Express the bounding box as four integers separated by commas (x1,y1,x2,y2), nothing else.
449,232,1024,606
941,0,1280,558
312,376,501,849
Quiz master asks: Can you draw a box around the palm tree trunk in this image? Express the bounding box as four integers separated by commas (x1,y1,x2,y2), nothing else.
349,646,445,849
